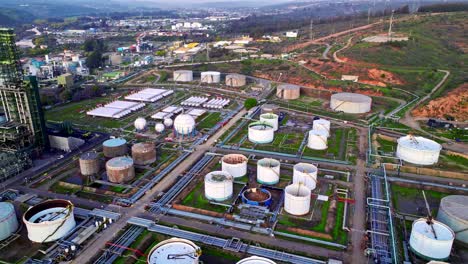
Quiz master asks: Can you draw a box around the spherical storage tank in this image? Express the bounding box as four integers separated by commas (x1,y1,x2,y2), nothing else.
396,135,441,165
23,200,76,243
330,92,372,114
237,256,277,264
257,158,280,185
293,163,318,191
0,202,18,241
276,84,300,100
134,117,147,131
79,152,100,176
163,118,173,127
106,156,135,183
201,71,221,83
204,171,234,201
147,237,201,264
225,74,246,87
437,195,468,244
173,70,193,82
131,142,156,165
174,114,196,135
103,138,127,158
222,154,248,178
307,130,328,150
409,218,454,261
155,123,165,133
284,184,311,215
248,122,274,144
312,119,331,137
259,113,279,131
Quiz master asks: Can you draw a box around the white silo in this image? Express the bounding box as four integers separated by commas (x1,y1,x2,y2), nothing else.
409,218,454,261
330,92,372,114
259,113,279,131
225,74,246,87
0,202,18,241
236,256,277,264
173,70,193,82
204,171,234,201
147,238,201,264
248,122,274,144
163,118,173,127
437,195,468,244
201,71,221,83
134,117,147,131
221,154,248,178
284,184,311,216
23,199,76,243
312,119,331,137
174,114,196,135
155,123,165,133
293,163,318,191
257,158,280,185
396,135,442,165
307,130,328,150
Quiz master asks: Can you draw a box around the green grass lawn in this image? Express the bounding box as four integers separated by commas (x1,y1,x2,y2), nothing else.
197,112,222,130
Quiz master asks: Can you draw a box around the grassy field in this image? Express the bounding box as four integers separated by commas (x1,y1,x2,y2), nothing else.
390,184,450,216
197,112,222,130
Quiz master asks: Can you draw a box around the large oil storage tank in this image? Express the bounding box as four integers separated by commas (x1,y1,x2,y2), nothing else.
312,119,331,137
79,152,100,176
131,143,156,165
174,114,196,135
103,138,127,158
330,92,372,114
396,135,442,165
437,195,468,244
248,122,274,144
276,84,300,100
284,184,311,215
307,130,328,150
259,113,279,131
293,163,318,191
173,70,193,82
257,158,280,185
204,171,234,201
23,200,76,243
236,256,277,264
226,74,246,87
201,71,221,83
222,154,248,178
106,156,135,183
0,202,18,241
409,218,454,261
147,237,201,264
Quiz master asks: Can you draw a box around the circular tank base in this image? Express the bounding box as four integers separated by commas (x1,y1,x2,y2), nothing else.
257,178,279,185
409,245,449,262
205,194,232,202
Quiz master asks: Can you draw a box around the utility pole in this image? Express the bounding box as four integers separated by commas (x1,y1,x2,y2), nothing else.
206,43,210,62
309,19,314,40
367,7,371,24
388,10,394,41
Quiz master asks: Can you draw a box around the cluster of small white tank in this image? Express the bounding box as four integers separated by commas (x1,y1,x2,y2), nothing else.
181,96,209,107
307,118,331,150
155,118,174,133
202,98,230,109
284,163,318,216
134,117,147,131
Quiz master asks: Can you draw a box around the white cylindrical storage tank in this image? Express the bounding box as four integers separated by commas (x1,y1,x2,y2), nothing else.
225,74,246,87
437,195,468,244
147,237,201,264
312,119,331,137
174,114,196,135
276,84,300,100
396,135,442,165
201,71,221,83
284,184,311,216
134,117,147,131
257,158,280,185
293,163,318,191
307,130,328,150
248,122,274,144
204,171,234,201
236,256,277,264
23,200,76,243
163,118,173,127
259,113,279,131
330,92,372,114
409,218,454,261
0,202,18,241
173,70,193,82
221,154,248,178
155,123,165,133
